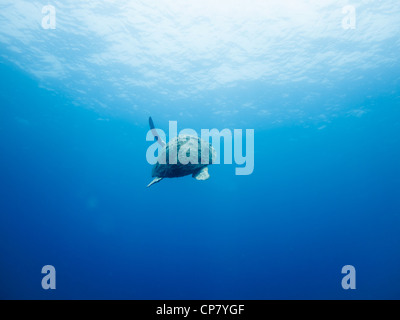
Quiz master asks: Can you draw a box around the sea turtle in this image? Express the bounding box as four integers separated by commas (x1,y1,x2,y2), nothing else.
147,117,216,187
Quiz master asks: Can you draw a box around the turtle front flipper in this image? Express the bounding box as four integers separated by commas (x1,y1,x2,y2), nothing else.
149,117,166,147
147,177,163,187
192,167,210,180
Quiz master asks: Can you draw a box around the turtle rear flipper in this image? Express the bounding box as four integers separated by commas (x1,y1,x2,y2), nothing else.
147,177,163,187
192,167,210,180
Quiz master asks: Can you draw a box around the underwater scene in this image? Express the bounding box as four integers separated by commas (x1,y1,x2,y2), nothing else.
0,1,399,299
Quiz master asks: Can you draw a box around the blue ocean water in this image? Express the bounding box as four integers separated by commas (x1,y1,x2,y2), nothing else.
0,1,400,299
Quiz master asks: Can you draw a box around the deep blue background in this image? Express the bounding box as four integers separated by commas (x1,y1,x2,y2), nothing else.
1,60,400,299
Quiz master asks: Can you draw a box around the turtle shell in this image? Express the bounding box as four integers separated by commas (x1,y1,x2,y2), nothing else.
152,135,216,178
